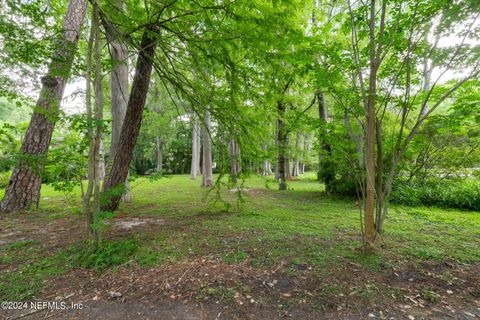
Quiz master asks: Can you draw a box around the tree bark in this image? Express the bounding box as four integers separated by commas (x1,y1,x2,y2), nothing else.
262,160,272,176
107,0,132,202
274,121,280,180
285,155,291,180
91,5,104,245
317,91,333,187
292,132,301,177
420,54,432,117
190,115,201,179
83,17,95,240
229,138,240,180
100,26,158,212
201,110,213,188
98,139,105,181
276,101,287,190
364,0,380,251
156,136,163,172
0,0,88,213
84,3,103,246
375,120,383,235
300,133,308,174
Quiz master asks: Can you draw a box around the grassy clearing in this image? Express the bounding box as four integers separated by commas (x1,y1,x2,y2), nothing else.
1,173,479,301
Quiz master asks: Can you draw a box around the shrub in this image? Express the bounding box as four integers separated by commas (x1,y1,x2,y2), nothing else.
391,177,480,211
328,176,358,197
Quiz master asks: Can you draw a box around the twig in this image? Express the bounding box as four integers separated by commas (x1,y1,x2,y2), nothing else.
175,267,192,285
272,261,284,273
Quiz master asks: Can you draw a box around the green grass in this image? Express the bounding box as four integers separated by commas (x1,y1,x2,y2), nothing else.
0,255,67,301
1,173,479,301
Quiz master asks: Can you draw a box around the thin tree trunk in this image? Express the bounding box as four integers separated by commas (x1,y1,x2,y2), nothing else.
100,26,158,212
201,110,213,188
300,133,308,174
191,115,201,179
420,55,432,117
364,0,380,251
98,139,105,181
317,90,332,187
285,135,291,180
285,155,291,180
91,5,104,246
0,0,88,213
277,102,287,190
274,120,280,180
262,144,272,176
375,121,383,235
317,91,325,172
229,138,240,180
84,4,103,246
357,120,365,168
83,19,95,239
196,119,201,175
292,132,301,177
156,136,163,172
107,0,132,202
262,160,272,176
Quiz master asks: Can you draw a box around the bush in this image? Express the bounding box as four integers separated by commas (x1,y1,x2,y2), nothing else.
391,177,480,211
328,176,358,197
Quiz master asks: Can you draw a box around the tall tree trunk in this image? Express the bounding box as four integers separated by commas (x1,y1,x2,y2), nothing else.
292,132,301,177
276,102,287,190
107,0,132,202
274,121,280,180
300,133,308,174
285,155,291,180
317,90,333,188
190,115,201,179
100,27,157,212
262,160,272,176
420,56,432,117
262,144,272,176
196,120,201,174
0,0,88,213
84,3,103,246
317,91,325,173
375,121,384,235
83,17,95,240
201,110,213,187
98,139,105,181
91,5,104,245
229,138,240,181
364,0,380,251
156,136,163,172
356,120,365,169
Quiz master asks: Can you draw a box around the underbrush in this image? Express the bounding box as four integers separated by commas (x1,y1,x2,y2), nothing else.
66,239,140,271
391,177,480,211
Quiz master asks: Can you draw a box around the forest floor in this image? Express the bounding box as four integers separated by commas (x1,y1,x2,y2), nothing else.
0,173,479,319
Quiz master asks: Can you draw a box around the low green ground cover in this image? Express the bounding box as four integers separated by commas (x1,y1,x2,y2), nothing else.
1,173,479,300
